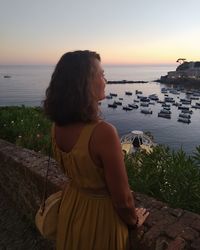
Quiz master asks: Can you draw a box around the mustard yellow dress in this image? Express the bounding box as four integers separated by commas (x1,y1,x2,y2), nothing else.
52,122,129,250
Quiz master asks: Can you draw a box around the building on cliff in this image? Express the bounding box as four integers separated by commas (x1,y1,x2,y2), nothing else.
160,60,200,84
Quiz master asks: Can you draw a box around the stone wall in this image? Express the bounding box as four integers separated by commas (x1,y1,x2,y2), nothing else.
0,139,199,250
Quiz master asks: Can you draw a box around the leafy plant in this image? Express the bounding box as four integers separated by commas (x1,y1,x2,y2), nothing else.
125,145,200,214
1,106,200,213
0,106,51,154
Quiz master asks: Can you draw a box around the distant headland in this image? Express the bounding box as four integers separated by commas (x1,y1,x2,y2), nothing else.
157,58,200,85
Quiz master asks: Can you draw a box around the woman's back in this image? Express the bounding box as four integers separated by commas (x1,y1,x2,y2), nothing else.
52,121,129,250
52,121,107,189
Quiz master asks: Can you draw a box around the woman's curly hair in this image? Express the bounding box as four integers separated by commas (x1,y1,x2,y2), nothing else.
43,50,101,126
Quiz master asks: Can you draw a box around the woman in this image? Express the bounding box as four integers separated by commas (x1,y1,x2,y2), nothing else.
44,50,149,250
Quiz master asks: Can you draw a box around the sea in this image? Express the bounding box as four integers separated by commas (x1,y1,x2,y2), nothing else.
0,64,200,155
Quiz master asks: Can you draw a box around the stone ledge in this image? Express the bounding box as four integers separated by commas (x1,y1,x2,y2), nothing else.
0,138,199,249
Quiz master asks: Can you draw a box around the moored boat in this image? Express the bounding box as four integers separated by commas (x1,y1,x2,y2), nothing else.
128,103,138,109
110,93,118,97
179,113,191,119
125,91,132,95
158,112,171,119
108,103,117,108
141,108,152,114
123,106,133,111
178,117,191,123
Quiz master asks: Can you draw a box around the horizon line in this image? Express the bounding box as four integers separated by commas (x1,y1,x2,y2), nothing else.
0,63,177,67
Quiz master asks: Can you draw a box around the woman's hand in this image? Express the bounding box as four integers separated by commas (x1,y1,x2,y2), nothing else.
135,207,149,227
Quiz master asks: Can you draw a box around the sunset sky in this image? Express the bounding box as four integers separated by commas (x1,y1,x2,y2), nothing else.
1,0,200,65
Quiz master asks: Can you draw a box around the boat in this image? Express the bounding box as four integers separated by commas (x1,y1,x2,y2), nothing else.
128,103,138,109
121,130,156,154
140,102,149,107
158,113,171,119
163,107,171,111
108,103,117,108
123,106,133,111
135,90,142,94
190,96,199,100
149,94,159,101
114,101,122,106
162,103,170,107
181,109,193,114
172,102,180,107
169,89,179,95
157,100,165,104
160,109,171,114
140,97,150,102
161,88,168,93
3,75,11,78
191,105,200,109
178,117,191,124
179,113,191,119
110,93,118,97
164,97,175,103
180,98,191,103
141,108,152,114
125,91,132,96
178,106,189,110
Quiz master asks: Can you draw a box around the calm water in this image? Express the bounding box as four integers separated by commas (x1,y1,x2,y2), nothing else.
0,64,200,154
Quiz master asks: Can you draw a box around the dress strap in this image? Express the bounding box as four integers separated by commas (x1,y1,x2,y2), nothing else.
51,123,56,149
75,121,102,149
51,121,102,149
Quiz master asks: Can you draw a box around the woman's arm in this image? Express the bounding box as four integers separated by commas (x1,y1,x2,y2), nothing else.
91,121,148,226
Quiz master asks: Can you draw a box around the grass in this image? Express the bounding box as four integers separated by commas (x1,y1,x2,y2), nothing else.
1,106,200,214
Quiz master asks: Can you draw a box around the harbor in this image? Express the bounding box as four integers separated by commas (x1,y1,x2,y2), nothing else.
1,64,200,154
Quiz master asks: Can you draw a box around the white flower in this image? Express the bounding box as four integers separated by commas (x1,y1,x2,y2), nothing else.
11,121,14,124
18,135,22,139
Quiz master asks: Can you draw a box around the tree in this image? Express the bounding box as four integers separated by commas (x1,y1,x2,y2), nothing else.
176,58,187,64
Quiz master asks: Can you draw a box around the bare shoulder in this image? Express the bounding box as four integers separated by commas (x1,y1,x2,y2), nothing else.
94,121,118,140
90,121,121,154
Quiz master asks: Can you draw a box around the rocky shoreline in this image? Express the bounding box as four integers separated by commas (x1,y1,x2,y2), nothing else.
156,75,200,86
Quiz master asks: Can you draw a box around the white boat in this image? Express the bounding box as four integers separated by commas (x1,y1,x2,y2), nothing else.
159,109,171,114
179,113,191,119
121,130,156,154
141,108,152,114
128,103,139,109
158,112,171,119
177,117,191,124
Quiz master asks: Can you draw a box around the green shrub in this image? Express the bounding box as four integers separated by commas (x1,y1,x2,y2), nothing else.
0,106,51,154
1,106,200,214
125,145,200,214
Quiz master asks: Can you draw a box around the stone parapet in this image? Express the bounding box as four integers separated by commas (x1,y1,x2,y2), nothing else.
0,139,199,249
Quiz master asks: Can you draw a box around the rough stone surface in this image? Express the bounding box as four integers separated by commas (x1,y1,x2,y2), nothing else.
0,138,200,250
0,188,54,249
191,238,200,249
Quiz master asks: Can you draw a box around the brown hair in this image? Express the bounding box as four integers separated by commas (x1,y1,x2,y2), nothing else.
43,50,101,126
